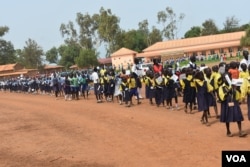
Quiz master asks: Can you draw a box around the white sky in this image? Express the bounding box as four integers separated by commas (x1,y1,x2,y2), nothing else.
1,0,250,57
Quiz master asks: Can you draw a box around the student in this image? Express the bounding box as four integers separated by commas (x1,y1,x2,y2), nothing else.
91,67,102,103
239,63,248,79
127,72,141,105
165,69,176,110
204,67,220,119
114,73,123,105
63,75,71,101
194,71,213,126
154,72,164,107
218,73,247,137
228,61,239,79
180,67,196,114
120,77,130,107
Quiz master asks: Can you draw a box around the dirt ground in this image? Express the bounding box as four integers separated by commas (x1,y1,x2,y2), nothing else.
0,88,250,167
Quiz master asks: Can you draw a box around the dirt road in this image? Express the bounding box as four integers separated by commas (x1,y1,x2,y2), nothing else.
0,91,249,167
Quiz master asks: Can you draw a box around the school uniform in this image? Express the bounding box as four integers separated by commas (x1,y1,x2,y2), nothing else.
180,75,196,104
218,84,244,123
240,77,250,120
120,81,130,103
154,75,164,106
194,79,213,112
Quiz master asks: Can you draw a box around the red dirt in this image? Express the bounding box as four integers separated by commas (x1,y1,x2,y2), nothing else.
0,89,249,167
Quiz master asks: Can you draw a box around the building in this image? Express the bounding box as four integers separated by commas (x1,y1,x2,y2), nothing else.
43,64,64,74
0,63,37,79
136,31,246,63
111,47,138,70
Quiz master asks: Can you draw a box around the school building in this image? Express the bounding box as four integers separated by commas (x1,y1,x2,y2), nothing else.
0,63,38,79
111,31,246,69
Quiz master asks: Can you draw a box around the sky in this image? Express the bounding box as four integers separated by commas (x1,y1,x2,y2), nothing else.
1,0,250,57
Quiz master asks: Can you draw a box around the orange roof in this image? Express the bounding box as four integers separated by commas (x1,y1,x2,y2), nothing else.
44,64,64,69
137,31,245,58
111,47,138,57
0,63,17,71
144,31,245,52
98,57,112,64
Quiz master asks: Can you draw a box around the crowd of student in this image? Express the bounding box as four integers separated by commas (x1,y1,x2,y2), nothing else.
1,51,250,137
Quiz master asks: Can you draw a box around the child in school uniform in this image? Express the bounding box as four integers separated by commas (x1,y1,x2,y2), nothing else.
120,77,130,107
218,73,247,137
145,71,156,105
180,67,196,114
165,70,176,110
204,67,220,119
194,71,214,126
154,72,164,107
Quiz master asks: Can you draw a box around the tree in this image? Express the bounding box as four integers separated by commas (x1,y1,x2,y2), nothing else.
240,27,250,47
94,7,121,57
58,44,80,69
184,26,202,38
148,26,162,45
122,29,147,53
157,7,185,40
75,49,98,68
0,26,16,65
222,16,240,33
201,19,219,36
45,47,58,64
18,39,43,69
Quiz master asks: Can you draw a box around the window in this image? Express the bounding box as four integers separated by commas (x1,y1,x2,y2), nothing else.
210,50,215,55
219,48,224,54
228,47,233,53
201,51,206,56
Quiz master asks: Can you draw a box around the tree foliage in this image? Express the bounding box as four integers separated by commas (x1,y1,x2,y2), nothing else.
45,47,58,64
222,16,239,33
17,39,43,69
157,7,185,40
184,26,201,38
0,26,16,65
58,44,80,69
75,49,98,68
201,19,219,36
240,27,250,47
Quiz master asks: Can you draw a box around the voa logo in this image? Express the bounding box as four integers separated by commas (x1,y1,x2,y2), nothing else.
226,155,247,162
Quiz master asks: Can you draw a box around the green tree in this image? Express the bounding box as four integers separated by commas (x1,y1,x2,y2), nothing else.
122,29,147,53
240,27,250,47
75,49,98,68
148,26,162,45
45,47,58,64
94,7,121,57
184,26,201,38
222,16,240,33
157,7,185,40
18,39,43,69
201,19,219,36
58,44,80,69
0,26,16,65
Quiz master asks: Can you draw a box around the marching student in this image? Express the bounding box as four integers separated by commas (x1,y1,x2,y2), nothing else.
240,65,250,120
165,69,176,110
194,71,213,126
114,73,123,105
204,67,220,119
91,67,102,103
145,71,156,105
63,75,71,101
154,72,164,107
120,76,130,107
127,72,141,105
218,73,247,137
180,67,196,114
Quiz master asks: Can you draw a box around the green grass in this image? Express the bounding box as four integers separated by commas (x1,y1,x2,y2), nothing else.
179,55,243,68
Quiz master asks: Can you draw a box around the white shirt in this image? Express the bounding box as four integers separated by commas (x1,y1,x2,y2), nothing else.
239,59,248,71
91,72,99,83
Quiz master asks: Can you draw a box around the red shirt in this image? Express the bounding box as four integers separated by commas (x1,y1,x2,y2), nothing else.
228,68,239,79
153,64,162,74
